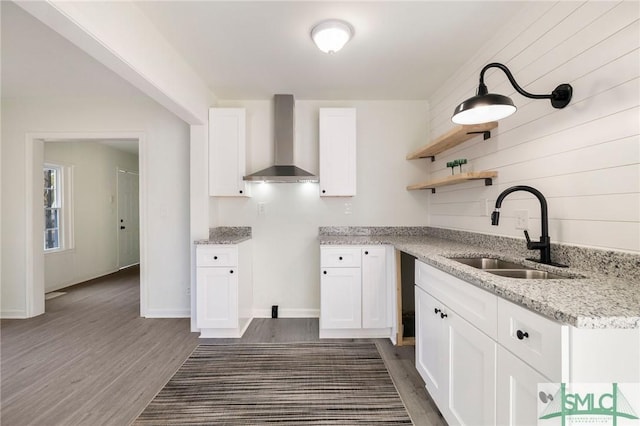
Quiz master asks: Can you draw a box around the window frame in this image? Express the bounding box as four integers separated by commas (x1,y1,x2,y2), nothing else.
44,164,64,252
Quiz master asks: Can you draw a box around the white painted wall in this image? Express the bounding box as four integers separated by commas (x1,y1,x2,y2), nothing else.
214,100,429,316
426,1,639,253
1,96,191,318
43,142,139,292
190,124,212,330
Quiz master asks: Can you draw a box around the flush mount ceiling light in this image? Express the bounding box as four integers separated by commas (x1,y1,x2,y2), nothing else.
452,62,573,125
311,19,353,54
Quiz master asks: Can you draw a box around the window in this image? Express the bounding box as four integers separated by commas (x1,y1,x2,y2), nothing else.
44,165,62,250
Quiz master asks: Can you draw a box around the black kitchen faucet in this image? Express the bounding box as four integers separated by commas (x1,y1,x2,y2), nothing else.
491,185,566,267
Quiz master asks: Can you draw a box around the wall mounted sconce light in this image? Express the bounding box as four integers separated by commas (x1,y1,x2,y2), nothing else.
451,62,573,125
311,19,353,54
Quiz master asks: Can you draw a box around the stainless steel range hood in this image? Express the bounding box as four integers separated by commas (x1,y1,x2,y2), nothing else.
243,94,318,183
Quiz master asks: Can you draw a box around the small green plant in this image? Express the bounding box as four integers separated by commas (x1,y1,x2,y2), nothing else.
446,159,467,174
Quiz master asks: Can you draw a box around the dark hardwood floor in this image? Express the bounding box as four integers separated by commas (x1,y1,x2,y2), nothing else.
1,267,444,426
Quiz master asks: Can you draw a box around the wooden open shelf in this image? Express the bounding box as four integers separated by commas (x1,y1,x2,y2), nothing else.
407,171,498,193
406,122,498,161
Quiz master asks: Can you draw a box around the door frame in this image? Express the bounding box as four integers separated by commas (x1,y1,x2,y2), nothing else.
25,131,149,317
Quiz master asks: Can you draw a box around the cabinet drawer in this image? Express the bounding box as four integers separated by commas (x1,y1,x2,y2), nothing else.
321,247,362,267
497,298,566,381
196,246,238,267
415,260,497,339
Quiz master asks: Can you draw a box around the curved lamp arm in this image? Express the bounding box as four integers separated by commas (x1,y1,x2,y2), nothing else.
477,62,572,108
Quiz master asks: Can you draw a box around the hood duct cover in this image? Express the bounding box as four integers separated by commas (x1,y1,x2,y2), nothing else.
243,94,318,183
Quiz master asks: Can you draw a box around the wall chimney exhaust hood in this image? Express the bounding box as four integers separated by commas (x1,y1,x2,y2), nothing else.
243,94,318,183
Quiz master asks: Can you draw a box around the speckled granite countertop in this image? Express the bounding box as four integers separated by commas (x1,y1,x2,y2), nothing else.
195,227,251,245
319,234,640,329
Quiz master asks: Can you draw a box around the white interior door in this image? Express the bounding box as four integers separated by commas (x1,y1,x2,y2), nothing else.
117,169,139,268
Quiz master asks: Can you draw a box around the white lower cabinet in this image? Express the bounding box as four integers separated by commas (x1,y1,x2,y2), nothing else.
415,284,496,426
320,267,361,329
195,241,252,338
197,266,238,329
448,309,497,425
497,346,554,426
361,247,388,329
414,259,640,426
415,286,446,399
320,245,393,339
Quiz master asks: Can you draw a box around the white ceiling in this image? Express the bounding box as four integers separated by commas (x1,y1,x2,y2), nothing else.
2,1,528,103
134,1,527,100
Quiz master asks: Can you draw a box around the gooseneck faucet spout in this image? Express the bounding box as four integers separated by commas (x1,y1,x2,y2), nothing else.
491,185,559,266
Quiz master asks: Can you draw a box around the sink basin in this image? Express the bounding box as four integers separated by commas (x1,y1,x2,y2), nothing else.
450,257,525,270
449,257,574,280
486,269,570,279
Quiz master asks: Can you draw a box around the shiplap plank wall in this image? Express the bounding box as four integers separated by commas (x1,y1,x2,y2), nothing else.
425,1,640,253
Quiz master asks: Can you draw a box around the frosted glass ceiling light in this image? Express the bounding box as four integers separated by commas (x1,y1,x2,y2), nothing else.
452,62,573,125
311,20,353,54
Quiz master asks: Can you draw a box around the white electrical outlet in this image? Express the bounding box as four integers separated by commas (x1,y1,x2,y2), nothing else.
258,202,266,216
482,198,490,217
344,203,352,215
186,286,190,296
515,210,529,230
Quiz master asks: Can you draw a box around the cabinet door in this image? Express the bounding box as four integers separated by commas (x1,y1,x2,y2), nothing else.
209,108,248,197
415,286,446,407
320,267,361,329
196,267,238,329
361,247,388,329
497,346,552,426
446,310,497,426
319,108,356,196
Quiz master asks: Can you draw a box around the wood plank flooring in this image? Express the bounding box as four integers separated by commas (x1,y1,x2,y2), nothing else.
1,267,445,426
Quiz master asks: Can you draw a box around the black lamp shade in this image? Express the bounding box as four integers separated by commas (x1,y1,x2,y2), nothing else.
452,93,517,125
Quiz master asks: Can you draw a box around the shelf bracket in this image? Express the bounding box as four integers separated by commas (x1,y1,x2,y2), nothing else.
484,178,493,186
466,130,491,140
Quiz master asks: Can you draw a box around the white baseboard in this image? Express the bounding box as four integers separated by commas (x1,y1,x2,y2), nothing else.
45,268,120,293
0,309,28,319
253,308,320,318
144,309,190,318
319,327,393,339
198,317,254,338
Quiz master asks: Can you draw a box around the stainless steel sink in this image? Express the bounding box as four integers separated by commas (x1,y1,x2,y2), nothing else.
449,257,574,280
485,269,569,279
450,257,525,270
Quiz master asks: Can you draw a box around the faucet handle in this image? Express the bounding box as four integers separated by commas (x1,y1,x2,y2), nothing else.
524,230,542,250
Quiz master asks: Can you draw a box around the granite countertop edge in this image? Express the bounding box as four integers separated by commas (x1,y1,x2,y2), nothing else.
194,226,252,245
194,235,251,245
319,235,640,330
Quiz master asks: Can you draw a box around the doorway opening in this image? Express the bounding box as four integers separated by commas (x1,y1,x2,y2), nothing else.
25,132,148,318
42,139,141,307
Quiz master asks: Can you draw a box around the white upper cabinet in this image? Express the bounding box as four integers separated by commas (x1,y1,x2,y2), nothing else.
209,108,249,197
319,108,356,196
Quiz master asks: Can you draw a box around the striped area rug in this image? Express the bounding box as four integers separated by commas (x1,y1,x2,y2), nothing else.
134,342,413,425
